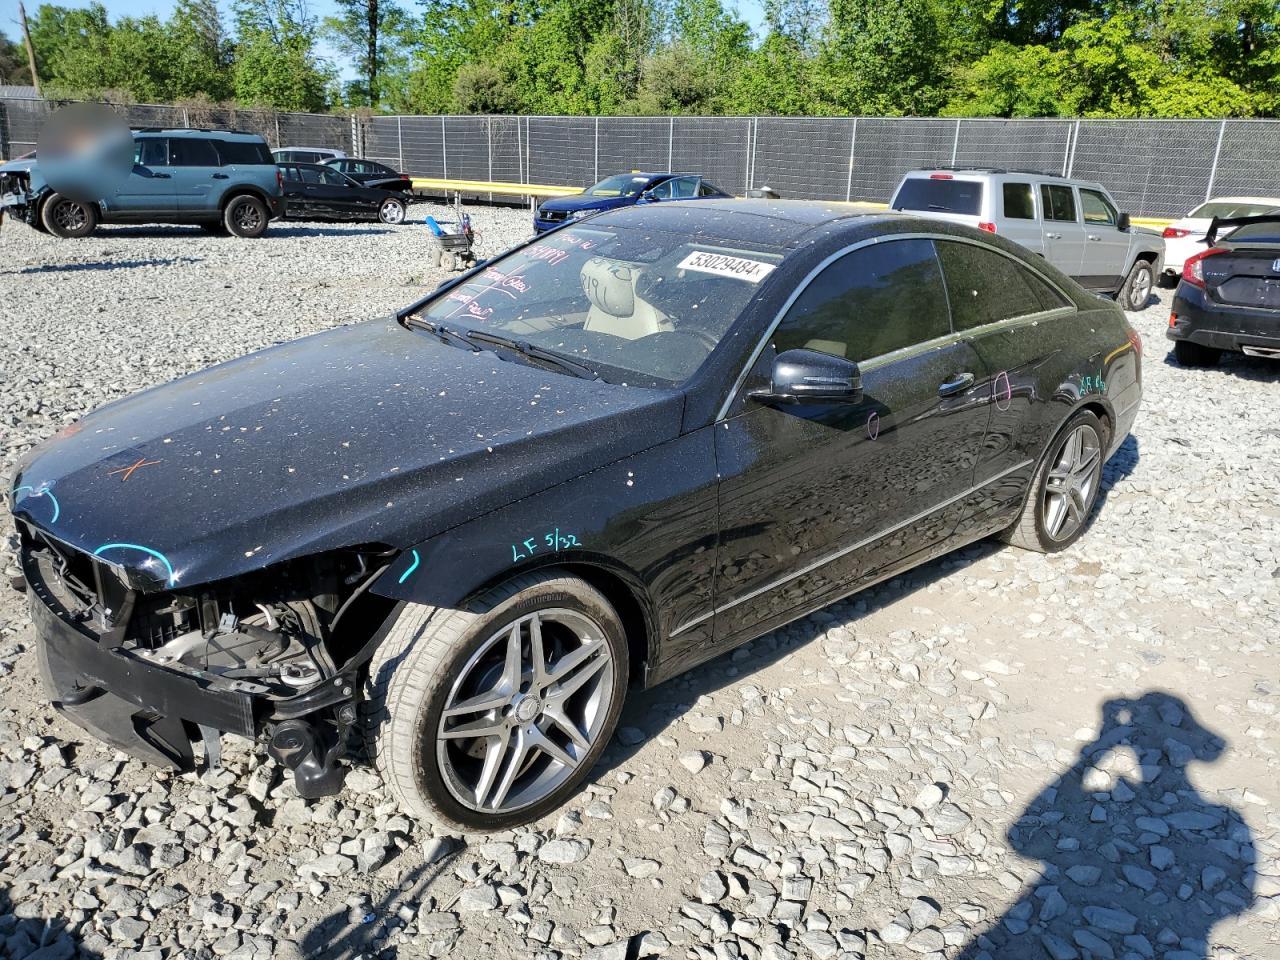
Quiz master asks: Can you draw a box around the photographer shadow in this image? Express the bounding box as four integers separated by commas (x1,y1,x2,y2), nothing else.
959,691,1255,960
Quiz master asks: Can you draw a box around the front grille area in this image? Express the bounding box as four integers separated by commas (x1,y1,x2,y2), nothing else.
540,208,569,222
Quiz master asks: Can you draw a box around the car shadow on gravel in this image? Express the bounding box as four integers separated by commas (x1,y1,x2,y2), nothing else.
955,691,1255,959
298,847,462,960
1159,349,1280,384
0,884,99,958
7,256,202,274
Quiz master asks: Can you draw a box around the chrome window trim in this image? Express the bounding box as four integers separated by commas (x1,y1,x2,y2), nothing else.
716,232,1078,421
670,457,1035,637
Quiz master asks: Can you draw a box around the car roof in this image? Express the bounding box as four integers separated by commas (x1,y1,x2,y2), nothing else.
133,128,265,141
1197,196,1280,205
586,198,901,246
276,146,341,152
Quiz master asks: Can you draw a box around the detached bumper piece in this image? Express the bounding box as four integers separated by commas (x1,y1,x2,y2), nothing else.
21,536,357,798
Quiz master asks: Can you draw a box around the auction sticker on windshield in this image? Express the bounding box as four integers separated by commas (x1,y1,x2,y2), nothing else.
678,251,776,282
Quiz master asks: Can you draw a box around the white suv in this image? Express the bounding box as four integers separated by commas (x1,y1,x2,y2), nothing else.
890,169,1165,311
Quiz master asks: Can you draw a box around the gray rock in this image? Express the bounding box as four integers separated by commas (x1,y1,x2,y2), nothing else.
538,838,592,864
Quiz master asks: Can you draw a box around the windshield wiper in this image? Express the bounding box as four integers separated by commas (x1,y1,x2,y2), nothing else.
466,330,600,381
403,316,481,352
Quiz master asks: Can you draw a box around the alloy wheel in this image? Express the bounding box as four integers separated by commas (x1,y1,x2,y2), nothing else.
436,609,615,813
1127,267,1152,309
380,200,405,224
1041,424,1101,541
233,200,262,233
54,201,86,232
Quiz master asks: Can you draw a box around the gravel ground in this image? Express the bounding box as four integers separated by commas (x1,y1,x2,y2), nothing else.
0,205,1277,960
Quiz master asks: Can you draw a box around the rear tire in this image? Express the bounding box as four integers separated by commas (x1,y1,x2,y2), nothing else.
223,195,269,238
363,570,629,832
40,193,98,238
1002,410,1106,554
1118,259,1154,311
1173,339,1222,367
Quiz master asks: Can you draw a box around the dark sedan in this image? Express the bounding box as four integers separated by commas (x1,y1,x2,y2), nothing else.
278,162,407,224
533,172,730,233
10,201,1141,832
1168,214,1280,365
323,157,413,193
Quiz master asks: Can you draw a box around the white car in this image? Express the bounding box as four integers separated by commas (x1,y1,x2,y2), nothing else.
1160,196,1280,284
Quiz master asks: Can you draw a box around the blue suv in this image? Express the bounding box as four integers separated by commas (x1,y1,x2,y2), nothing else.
533,172,730,233
0,129,284,238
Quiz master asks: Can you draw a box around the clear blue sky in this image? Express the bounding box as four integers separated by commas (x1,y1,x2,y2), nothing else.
1,0,769,83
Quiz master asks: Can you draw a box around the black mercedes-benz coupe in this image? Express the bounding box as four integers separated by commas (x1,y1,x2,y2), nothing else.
9,200,1142,831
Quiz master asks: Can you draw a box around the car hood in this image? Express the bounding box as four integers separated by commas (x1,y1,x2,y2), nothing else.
540,193,636,214
10,318,683,590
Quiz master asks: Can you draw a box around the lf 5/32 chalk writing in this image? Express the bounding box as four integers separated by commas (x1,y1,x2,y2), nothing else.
510,528,580,562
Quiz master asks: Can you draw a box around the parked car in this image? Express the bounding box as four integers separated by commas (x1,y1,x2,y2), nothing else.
278,162,407,224
0,129,283,238
10,200,1141,830
1159,197,1280,285
1168,214,1280,366
323,157,413,193
889,168,1164,311
273,147,346,165
534,172,730,233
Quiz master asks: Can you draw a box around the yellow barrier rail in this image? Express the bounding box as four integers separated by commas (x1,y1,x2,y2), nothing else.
410,177,582,198
408,177,1173,228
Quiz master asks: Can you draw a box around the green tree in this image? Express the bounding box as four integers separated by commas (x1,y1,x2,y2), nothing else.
323,0,414,106
0,30,35,85
819,0,946,114
232,0,333,110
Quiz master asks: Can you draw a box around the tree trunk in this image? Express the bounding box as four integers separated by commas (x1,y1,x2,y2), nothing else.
367,0,378,107
19,0,41,96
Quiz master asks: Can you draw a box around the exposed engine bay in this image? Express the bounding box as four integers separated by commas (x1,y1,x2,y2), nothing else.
19,521,398,797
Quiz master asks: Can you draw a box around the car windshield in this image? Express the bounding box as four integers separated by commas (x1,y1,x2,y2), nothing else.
582,175,653,199
1191,200,1280,219
412,225,784,386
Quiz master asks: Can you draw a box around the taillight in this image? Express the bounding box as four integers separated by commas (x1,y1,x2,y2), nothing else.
1182,247,1227,288
1168,313,1177,328
929,173,954,180
1128,328,1143,355
276,168,283,192
1162,227,1191,238
978,221,996,233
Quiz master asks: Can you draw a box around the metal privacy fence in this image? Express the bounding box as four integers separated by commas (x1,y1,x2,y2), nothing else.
4,95,1280,218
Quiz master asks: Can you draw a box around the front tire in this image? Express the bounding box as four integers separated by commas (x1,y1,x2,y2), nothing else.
1173,339,1222,367
1118,259,1154,311
40,193,98,238
1002,410,1106,553
223,195,269,238
378,197,406,225
363,570,629,832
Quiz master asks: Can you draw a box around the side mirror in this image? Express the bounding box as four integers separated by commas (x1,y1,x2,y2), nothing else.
640,189,658,202
1117,212,1131,231
750,349,862,405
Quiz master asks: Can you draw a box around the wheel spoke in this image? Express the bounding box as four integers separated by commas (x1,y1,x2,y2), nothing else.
502,621,524,694
472,726,511,807
1073,446,1100,479
527,725,578,770
545,639,607,703
529,613,549,686
438,715,507,740
487,727,529,809
543,703,590,751
441,688,509,722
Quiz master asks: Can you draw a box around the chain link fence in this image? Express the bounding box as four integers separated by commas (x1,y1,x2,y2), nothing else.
4,94,1280,218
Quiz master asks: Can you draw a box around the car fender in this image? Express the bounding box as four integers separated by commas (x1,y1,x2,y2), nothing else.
368,425,721,663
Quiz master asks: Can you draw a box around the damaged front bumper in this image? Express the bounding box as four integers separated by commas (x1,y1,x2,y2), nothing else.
21,532,389,798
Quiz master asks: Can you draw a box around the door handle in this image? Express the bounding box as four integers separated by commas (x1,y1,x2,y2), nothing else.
153,173,171,179
1088,234,1101,241
938,372,975,397
1045,231,1061,239
212,173,229,179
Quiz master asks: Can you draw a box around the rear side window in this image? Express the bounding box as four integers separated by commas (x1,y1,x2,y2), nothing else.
1003,183,1035,220
935,240,1070,331
773,238,952,363
218,140,273,165
1041,184,1077,222
891,177,983,216
170,138,220,167
299,166,324,184
135,138,168,166
1079,189,1118,226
